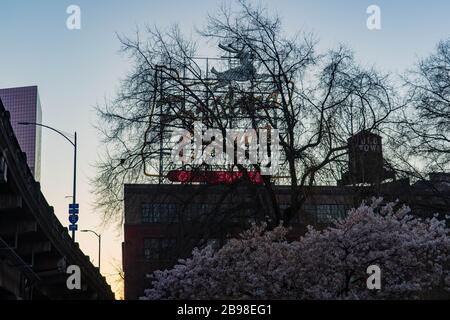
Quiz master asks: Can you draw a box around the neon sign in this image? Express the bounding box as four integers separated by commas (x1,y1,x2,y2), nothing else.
167,170,264,185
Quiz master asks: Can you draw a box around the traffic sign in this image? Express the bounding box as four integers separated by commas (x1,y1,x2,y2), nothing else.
68,203,79,235
69,215,79,224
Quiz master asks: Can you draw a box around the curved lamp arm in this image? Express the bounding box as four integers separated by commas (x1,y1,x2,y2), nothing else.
18,122,75,147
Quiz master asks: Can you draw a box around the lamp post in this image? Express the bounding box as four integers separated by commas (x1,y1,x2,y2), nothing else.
80,229,101,271
18,122,78,241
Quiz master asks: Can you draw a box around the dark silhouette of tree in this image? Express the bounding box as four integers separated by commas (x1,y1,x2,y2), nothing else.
384,39,450,217
399,39,450,170
93,1,399,229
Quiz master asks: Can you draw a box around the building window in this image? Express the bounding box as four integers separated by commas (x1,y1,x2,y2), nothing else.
142,203,178,223
304,204,351,224
187,203,211,221
143,238,176,261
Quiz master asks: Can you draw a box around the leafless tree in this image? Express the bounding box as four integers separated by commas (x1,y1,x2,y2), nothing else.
385,39,450,215
93,1,399,231
107,259,125,300
398,39,450,171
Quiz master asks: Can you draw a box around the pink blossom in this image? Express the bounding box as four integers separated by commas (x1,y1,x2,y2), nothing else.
142,199,450,300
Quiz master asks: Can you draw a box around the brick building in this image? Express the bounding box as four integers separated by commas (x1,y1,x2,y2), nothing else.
122,132,450,300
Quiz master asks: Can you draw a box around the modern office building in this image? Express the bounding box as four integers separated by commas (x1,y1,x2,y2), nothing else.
0,86,42,180
122,131,450,300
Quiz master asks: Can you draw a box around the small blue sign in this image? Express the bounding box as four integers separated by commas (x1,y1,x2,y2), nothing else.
69,203,79,209
69,208,79,214
69,224,78,231
69,215,79,224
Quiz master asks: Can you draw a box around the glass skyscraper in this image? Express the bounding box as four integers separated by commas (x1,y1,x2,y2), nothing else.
0,86,42,181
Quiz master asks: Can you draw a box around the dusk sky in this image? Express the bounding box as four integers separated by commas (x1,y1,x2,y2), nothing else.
1,0,450,297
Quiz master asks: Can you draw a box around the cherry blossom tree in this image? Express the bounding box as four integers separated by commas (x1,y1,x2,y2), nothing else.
142,199,450,300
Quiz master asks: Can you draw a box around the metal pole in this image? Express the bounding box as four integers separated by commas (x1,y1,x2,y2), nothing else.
159,69,164,184
18,122,78,241
72,132,77,241
81,230,101,270
98,234,101,272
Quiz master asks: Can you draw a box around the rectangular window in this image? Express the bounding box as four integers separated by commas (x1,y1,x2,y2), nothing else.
141,203,178,224
143,238,176,261
314,204,351,224
187,203,211,221
143,238,159,260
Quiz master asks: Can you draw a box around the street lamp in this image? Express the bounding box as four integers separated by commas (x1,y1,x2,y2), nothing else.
80,229,101,271
18,122,78,241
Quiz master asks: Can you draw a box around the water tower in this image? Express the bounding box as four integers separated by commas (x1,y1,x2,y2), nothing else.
338,130,395,185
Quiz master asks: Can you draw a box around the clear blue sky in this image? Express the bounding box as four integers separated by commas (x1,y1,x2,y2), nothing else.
1,0,449,297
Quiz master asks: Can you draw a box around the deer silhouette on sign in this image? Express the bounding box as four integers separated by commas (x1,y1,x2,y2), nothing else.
211,43,258,89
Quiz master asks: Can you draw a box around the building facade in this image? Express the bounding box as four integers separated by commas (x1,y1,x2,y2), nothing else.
122,183,355,299
122,131,450,300
0,86,42,180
